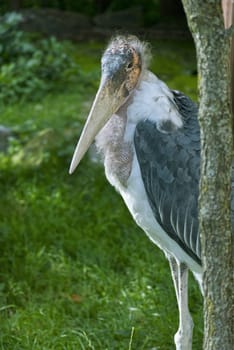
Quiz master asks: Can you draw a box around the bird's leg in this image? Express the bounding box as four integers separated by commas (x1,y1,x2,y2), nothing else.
168,255,179,303
173,261,194,350
168,256,194,350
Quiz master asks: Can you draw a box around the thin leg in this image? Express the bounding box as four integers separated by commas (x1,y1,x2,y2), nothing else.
168,255,179,303
168,256,194,350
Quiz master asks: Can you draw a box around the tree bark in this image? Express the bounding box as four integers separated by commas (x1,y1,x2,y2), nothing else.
181,1,233,350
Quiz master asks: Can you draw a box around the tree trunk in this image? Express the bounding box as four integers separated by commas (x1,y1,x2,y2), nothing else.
181,1,233,350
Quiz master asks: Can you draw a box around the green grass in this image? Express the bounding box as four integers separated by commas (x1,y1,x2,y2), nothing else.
0,39,202,349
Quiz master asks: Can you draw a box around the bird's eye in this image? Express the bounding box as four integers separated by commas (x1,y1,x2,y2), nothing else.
127,62,133,69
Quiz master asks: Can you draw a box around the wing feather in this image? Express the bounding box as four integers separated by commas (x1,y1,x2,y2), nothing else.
134,91,201,264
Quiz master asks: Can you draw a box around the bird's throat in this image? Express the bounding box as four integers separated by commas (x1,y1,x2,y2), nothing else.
95,111,133,188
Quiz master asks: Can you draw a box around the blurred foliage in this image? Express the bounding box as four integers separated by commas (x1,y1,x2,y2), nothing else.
108,0,160,26
0,12,81,104
1,0,161,26
17,0,99,15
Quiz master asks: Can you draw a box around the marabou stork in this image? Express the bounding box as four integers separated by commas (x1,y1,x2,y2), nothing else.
69,36,234,350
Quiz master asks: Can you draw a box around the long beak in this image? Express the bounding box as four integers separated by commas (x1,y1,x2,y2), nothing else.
69,77,127,174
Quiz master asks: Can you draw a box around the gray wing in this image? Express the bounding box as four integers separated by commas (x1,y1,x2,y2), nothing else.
134,91,201,264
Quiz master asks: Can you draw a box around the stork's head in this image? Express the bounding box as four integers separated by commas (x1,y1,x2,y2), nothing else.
69,35,151,174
